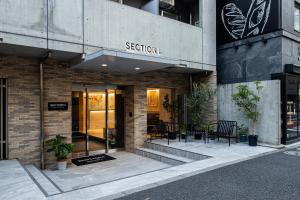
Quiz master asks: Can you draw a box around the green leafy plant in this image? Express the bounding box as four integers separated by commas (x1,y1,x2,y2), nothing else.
162,94,178,123
180,124,188,135
232,81,263,136
238,124,249,136
186,83,215,130
46,135,74,161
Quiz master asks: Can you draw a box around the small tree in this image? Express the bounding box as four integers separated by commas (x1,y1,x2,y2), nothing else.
186,83,215,130
232,81,263,136
162,94,178,123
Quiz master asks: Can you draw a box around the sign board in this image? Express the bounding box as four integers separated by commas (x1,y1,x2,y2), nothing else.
125,42,160,55
217,0,281,44
48,102,68,111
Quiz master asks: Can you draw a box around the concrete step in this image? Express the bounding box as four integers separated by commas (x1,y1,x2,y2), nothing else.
144,141,210,161
136,147,195,166
25,165,61,196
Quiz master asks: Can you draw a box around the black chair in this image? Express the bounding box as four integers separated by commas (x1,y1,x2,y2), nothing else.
208,120,238,146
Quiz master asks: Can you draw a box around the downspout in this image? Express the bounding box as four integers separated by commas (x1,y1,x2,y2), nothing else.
40,52,51,170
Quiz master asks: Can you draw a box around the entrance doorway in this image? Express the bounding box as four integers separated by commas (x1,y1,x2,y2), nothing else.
72,84,125,155
0,79,7,160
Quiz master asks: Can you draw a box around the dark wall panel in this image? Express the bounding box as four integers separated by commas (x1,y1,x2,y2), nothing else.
217,36,282,84
217,0,281,44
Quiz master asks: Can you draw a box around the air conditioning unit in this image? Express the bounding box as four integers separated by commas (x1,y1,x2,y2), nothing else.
160,0,175,7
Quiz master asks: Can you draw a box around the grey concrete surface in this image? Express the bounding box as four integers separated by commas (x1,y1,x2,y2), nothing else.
218,80,281,145
117,148,300,200
0,0,216,71
0,160,46,200
43,151,171,192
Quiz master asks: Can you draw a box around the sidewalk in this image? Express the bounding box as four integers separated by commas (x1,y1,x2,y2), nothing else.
0,160,45,200
1,140,296,200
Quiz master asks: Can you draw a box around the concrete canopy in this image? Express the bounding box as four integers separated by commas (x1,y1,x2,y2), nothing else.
71,49,206,74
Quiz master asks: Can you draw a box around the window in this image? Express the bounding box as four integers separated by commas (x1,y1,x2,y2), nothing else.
294,4,300,32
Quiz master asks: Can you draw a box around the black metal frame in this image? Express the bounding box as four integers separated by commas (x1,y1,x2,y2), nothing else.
0,79,8,160
208,120,238,146
272,72,300,144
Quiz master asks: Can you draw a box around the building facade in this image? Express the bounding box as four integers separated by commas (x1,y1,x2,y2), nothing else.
0,0,216,168
217,0,300,144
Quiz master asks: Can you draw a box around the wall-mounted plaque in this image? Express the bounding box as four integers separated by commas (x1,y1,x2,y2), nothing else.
48,102,68,111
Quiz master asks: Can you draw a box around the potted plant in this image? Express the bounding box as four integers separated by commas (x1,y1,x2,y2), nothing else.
232,81,263,146
46,135,74,170
180,124,187,139
108,129,117,149
186,83,215,140
238,124,249,143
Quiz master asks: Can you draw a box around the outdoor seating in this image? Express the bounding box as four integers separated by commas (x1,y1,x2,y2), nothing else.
147,121,169,142
208,120,238,146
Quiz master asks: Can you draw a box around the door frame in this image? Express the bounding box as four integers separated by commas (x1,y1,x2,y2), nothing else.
72,84,119,156
0,79,8,160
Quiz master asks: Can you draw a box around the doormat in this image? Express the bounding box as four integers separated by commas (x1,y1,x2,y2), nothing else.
72,154,116,166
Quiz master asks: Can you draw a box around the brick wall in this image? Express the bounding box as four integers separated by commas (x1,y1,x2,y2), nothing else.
0,56,41,166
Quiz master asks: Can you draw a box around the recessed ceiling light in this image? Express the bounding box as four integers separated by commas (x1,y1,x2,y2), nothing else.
135,67,141,70
101,64,108,67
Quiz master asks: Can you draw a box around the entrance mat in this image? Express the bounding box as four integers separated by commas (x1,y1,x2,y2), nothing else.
72,154,116,166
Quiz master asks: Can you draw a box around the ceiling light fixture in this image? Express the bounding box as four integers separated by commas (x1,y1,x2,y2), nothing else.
135,67,141,70
101,64,108,67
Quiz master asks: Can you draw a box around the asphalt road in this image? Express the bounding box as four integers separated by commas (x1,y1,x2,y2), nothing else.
117,148,300,200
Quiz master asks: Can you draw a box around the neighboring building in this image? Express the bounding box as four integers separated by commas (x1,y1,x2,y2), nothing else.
217,0,300,144
0,0,216,168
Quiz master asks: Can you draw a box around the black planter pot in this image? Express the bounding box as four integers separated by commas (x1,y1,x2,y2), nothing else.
239,135,247,143
194,132,202,140
109,142,116,149
248,135,258,146
168,132,177,140
181,134,186,139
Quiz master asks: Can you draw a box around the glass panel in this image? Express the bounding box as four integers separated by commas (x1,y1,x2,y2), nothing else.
115,90,125,149
107,90,116,149
286,100,298,139
72,91,87,153
87,91,107,152
294,7,300,31
147,88,174,136
72,86,124,154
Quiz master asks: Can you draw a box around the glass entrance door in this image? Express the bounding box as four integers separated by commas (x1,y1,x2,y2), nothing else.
72,85,124,155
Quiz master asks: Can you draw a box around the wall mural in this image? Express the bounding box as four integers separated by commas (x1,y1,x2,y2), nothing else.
217,0,280,44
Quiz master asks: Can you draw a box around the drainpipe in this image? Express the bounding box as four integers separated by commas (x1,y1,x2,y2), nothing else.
189,74,193,92
40,52,51,170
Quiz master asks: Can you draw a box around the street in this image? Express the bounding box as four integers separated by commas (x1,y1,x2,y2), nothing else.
118,148,300,200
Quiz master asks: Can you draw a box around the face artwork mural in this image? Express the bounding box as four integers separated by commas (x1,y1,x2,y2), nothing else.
218,0,280,43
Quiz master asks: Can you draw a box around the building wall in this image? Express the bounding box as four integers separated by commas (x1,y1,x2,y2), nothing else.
0,55,205,167
0,56,41,166
218,80,281,145
0,0,216,70
217,33,283,84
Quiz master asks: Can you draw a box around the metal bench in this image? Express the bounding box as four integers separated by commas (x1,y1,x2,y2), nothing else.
208,120,238,146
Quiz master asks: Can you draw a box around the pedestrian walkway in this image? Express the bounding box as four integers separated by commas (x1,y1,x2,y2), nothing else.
0,160,45,200
0,141,280,200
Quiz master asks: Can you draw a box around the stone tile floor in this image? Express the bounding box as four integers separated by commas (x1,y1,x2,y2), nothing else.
1,140,288,200
0,160,45,200
44,151,171,192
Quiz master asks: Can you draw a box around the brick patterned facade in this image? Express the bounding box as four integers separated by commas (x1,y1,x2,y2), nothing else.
0,55,216,167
